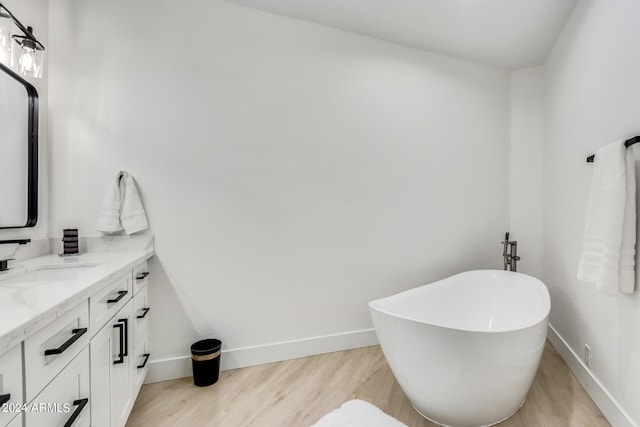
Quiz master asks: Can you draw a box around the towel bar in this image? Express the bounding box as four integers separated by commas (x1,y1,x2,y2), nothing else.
587,136,640,163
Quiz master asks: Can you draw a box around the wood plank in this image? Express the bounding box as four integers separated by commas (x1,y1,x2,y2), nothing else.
126,341,610,426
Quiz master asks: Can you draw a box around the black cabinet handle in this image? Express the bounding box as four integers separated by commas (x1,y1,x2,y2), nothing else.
121,318,129,357
136,307,150,319
44,328,87,356
63,398,88,427
113,317,129,364
107,290,128,304
137,353,150,369
136,272,150,281
113,323,124,364
0,393,10,406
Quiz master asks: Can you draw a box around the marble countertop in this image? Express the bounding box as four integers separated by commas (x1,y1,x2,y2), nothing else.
0,249,154,354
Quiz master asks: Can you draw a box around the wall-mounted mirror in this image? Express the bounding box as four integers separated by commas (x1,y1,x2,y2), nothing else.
0,61,38,228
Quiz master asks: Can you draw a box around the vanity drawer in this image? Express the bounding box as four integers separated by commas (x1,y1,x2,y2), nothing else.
24,301,89,402
90,272,132,333
25,346,90,427
132,284,150,344
132,260,149,295
0,345,23,427
133,325,150,397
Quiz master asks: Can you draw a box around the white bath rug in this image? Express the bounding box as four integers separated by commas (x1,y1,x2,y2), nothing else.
310,399,408,427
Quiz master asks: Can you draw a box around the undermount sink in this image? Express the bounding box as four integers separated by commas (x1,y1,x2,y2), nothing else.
0,263,101,287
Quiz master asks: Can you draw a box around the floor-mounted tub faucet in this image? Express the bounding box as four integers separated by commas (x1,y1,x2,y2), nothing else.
502,232,520,272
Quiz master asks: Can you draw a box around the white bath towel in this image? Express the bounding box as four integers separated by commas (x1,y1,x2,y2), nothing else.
310,400,407,427
577,141,636,293
96,171,149,235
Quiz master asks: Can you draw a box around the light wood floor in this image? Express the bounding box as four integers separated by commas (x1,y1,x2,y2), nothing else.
126,341,610,427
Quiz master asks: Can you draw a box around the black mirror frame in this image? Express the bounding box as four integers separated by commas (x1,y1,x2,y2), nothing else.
0,61,38,229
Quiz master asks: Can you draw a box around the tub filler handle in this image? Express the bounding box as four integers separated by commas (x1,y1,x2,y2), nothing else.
502,232,521,272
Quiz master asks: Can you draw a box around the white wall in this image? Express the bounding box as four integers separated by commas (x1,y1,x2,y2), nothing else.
510,67,544,278
0,0,48,252
48,0,510,366
40,0,640,422
543,0,640,424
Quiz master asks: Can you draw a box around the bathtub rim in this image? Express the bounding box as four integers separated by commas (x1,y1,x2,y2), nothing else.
368,269,550,334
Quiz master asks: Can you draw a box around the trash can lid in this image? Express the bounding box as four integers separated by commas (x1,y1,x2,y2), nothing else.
191,339,222,355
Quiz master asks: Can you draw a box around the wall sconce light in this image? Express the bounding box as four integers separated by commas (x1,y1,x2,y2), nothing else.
0,2,45,79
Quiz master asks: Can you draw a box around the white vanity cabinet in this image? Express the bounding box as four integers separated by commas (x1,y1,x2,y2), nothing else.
90,260,151,427
132,261,149,297
90,272,132,332
24,347,90,427
0,345,23,427
24,301,89,402
0,252,152,427
132,272,151,396
22,301,91,427
90,300,135,427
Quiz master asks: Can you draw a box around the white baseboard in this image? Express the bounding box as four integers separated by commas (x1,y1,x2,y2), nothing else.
145,328,378,384
547,324,637,427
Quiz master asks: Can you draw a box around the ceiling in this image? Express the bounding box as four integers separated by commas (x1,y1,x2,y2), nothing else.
224,0,577,69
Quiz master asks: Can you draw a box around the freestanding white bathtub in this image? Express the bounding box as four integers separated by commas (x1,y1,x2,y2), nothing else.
369,270,550,427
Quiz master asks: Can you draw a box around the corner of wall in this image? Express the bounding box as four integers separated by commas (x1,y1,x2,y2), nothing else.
548,325,637,427
508,67,545,278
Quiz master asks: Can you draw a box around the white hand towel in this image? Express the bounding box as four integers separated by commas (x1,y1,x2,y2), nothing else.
96,171,149,235
96,174,124,233
577,140,636,293
620,145,636,292
120,172,149,234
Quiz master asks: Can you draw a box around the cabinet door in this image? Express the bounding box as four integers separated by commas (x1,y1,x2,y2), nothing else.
24,301,89,402
0,345,23,427
111,300,135,427
89,315,114,427
90,299,135,427
132,323,149,397
90,272,132,333
132,283,150,347
132,261,149,296
132,283,150,398
25,346,90,427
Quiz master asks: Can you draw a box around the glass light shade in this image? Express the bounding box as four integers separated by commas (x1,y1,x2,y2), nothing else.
0,13,11,65
10,38,43,78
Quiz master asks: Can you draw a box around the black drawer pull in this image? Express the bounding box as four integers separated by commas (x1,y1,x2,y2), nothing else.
136,272,150,281
136,307,150,319
44,328,87,356
113,317,129,365
121,318,129,357
107,290,128,304
113,322,124,364
63,398,88,427
0,393,10,406
137,353,150,369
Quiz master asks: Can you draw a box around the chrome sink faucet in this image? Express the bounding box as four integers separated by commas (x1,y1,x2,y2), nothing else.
502,232,520,272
